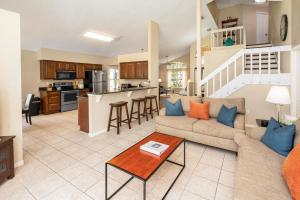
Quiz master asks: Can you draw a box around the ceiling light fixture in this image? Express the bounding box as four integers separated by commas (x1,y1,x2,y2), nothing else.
84,32,114,42
255,0,267,3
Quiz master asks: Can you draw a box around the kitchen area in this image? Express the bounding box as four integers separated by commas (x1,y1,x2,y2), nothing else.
38,58,158,136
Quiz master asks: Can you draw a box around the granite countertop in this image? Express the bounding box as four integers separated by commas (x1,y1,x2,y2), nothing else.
88,86,157,95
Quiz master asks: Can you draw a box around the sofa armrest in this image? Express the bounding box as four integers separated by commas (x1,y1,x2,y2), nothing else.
159,108,166,116
246,127,266,140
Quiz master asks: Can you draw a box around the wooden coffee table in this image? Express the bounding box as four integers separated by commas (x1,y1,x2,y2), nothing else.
105,132,185,200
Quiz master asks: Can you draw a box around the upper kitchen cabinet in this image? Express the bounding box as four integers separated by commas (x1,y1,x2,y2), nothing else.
120,61,148,79
136,61,148,79
40,60,102,80
84,64,102,71
40,60,56,79
76,63,85,79
57,62,76,71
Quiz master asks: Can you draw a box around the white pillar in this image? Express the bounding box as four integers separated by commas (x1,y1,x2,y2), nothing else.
148,21,159,87
196,0,202,96
291,49,300,117
190,42,196,96
0,9,23,167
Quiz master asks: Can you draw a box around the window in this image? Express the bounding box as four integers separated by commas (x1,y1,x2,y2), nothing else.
167,62,188,89
109,67,119,90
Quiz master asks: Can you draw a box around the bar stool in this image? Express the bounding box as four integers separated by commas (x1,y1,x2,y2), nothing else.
145,95,159,119
130,98,148,125
107,101,131,134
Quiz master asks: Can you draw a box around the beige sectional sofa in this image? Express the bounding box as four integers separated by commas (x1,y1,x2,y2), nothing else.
155,95,297,200
233,124,299,200
155,95,246,152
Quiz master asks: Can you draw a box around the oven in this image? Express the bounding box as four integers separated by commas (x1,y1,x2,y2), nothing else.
61,90,80,112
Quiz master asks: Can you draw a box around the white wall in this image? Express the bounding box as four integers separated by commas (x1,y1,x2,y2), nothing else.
0,9,23,166
118,52,148,63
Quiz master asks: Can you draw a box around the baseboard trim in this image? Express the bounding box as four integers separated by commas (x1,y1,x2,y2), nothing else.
89,129,107,137
14,160,24,168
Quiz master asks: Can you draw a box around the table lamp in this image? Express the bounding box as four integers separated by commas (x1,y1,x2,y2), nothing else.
266,86,290,122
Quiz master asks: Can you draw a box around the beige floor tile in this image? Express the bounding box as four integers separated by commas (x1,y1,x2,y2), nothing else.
27,174,68,199
86,178,121,200
59,162,91,181
200,147,225,168
185,175,218,200
215,184,234,200
69,169,104,192
46,154,77,172
193,163,221,182
219,170,235,187
222,152,237,173
80,152,108,167
42,183,83,200
180,190,207,200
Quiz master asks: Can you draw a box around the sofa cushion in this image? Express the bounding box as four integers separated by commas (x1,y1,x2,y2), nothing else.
165,99,185,116
203,97,245,118
155,115,198,132
282,144,300,200
169,95,202,112
217,105,237,128
188,101,209,120
234,135,291,200
261,117,296,157
193,118,245,140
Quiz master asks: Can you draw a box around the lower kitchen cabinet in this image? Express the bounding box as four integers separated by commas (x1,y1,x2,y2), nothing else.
40,91,61,114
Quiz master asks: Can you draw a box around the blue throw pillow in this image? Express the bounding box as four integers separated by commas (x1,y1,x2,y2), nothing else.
217,105,237,128
165,99,185,116
261,117,295,157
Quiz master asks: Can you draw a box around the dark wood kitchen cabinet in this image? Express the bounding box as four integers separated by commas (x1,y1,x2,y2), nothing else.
40,60,102,80
0,136,15,184
76,63,85,79
57,62,76,72
136,61,148,79
40,91,61,114
120,61,148,79
84,64,102,71
40,60,57,79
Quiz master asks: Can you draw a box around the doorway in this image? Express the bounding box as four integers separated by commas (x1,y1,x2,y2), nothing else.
256,12,269,44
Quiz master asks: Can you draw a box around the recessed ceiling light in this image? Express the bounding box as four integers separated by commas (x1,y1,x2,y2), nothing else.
84,32,114,42
255,0,267,3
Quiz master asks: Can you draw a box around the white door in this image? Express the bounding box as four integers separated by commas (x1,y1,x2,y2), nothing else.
256,12,269,44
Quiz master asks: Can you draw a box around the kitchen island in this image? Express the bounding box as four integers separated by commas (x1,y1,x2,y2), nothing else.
78,86,158,136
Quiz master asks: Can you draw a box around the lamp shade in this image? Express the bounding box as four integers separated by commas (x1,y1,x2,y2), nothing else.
266,86,291,105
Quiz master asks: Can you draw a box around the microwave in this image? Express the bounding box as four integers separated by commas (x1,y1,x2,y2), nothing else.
56,71,77,80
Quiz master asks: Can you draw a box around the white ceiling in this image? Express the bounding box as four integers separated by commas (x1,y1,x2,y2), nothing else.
216,0,268,9
0,0,218,59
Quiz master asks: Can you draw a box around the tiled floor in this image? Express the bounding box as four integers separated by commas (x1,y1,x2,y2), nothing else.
0,111,236,200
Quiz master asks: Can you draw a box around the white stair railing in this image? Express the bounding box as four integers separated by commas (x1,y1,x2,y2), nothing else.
211,26,246,49
200,45,291,97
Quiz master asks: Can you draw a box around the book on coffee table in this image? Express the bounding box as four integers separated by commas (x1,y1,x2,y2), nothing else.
140,140,169,156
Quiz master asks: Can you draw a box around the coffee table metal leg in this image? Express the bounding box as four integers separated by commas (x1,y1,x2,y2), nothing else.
184,140,186,167
144,181,146,200
105,163,108,200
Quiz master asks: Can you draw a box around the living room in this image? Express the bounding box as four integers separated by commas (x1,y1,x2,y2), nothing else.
0,0,300,200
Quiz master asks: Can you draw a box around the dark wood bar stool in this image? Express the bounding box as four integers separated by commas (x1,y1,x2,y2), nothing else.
145,95,159,119
107,101,131,134
130,98,148,125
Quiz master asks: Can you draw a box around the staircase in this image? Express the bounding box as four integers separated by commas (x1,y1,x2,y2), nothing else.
200,45,291,98
245,43,278,72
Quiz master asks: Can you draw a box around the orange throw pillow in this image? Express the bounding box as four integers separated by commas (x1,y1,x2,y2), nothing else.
188,101,210,120
282,144,300,200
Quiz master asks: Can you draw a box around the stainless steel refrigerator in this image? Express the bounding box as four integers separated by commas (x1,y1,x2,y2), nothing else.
84,70,107,93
